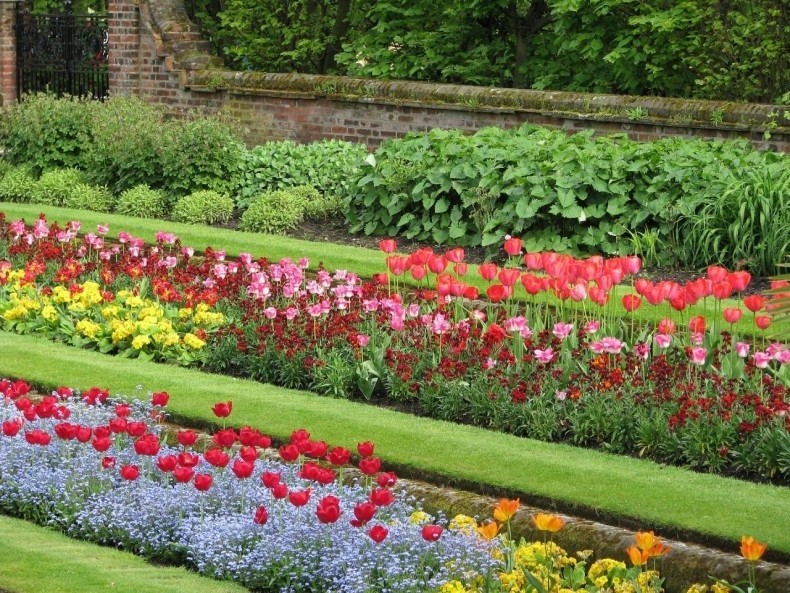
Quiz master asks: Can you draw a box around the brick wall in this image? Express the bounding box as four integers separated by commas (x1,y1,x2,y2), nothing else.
99,1,790,153
0,2,17,108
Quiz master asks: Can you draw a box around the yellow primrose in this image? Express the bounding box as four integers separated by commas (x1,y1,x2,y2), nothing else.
76,319,102,339
125,295,144,308
183,333,206,349
408,511,432,525
51,286,72,304
67,302,87,314
41,305,59,322
101,305,121,319
439,581,471,593
131,334,151,350
449,514,478,535
178,307,193,320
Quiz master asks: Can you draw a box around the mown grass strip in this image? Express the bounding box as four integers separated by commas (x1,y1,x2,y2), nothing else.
1,331,788,554
0,514,248,593
2,203,783,336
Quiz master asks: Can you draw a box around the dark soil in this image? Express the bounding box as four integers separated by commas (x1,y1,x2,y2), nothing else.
283,215,772,297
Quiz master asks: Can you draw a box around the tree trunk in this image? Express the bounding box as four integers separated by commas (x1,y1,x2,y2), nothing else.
320,0,352,74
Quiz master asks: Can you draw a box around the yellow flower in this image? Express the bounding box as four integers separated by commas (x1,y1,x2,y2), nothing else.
101,305,120,319
131,334,151,350
711,582,731,593
3,304,28,320
67,302,86,313
438,581,469,593
178,307,193,320
449,514,478,535
183,332,206,349
493,498,520,522
76,319,101,339
41,305,59,322
51,286,71,303
125,295,144,308
408,511,432,525
685,585,709,593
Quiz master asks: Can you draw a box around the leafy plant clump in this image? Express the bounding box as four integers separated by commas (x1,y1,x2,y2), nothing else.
173,190,235,225
0,165,37,203
240,187,314,234
62,183,114,213
344,124,784,270
115,184,171,219
236,140,366,210
30,168,87,207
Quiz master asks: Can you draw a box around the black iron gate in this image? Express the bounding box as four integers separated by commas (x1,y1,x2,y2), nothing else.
16,1,109,100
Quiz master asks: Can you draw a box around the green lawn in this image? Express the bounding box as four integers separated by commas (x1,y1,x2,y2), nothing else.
0,514,248,593
2,202,785,337
1,331,788,556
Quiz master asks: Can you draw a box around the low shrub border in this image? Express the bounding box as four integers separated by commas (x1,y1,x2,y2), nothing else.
1,331,788,559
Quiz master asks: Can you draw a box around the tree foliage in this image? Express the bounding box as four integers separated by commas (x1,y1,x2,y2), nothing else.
190,0,787,103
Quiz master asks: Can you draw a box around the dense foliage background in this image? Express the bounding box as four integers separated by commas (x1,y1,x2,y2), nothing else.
185,0,788,104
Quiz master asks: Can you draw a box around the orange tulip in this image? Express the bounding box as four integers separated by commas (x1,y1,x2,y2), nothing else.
740,536,767,562
626,545,651,566
493,498,520,522
477,521,502,541
635,531,658,551
532,513,564,532
649,541,670,558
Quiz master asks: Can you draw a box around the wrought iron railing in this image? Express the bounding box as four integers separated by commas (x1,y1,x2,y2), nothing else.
16,5,109,100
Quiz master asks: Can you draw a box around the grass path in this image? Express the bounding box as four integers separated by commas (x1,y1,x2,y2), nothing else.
1,331,788,556
0,514,247,593
2,202,784,336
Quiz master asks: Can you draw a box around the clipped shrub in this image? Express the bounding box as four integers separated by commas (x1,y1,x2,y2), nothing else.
236,140,366,210
62,183,114,213
159,115,246,197
0,165,37,203
30,168,86,206
240,188,307,234
0,93,96,173
172,190,234,225
115,184,170,219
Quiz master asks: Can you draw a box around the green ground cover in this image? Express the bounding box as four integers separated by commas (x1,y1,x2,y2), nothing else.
1,331,788,556
0,514,248,593
2,202,784,337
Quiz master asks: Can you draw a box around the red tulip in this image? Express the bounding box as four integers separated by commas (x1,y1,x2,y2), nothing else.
370,487,395,507
299,461,321,481
359,457,382,475
212,429,237,449
354,501,377,524
316,495,342,524
173,466,194,483
712,281,733,300
75,426,92,443
126,421,147,438
427,256,447,275
101,456,116,469
177,452,200,467
115,404,131,418
120,464,140,481
728,271,751,292
445,248,464,264
194,473,213,491
279,443,300,462
177,429,198,447
290,429,310,443
306,440,328,459
288,489,311,507
94,426,111,439
237,446,257,463
376,472,398,488
707,266,728,283
368,525,389,543
410,265,427,281
203,448,230,468
357,441,375,458
156,455,178,472
756,316,772,330
520,273,543,296
622,256,641,275
503,236,522,256
657,318,676,335
378,239,397,253
272,482,289,499
90,436,111,452
477,262,498,282
486,284,512,303
151,391,170,407
261,471,281,488
453,262,468,277
498,268,520,287
669,296,687,312
2,419,23,437
621,294,642,312
409,248,433,266
109,417,128,434
232,459,254,479
326,447,351,466
212,401,233,418
462,285,479,300
743,295,765,313
688,316,706,334
133,434,160,456
723,307,743,324
25,429,51,446
386,255,409,276
421,524,443,542
254,505,269,525
373,272,389,285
